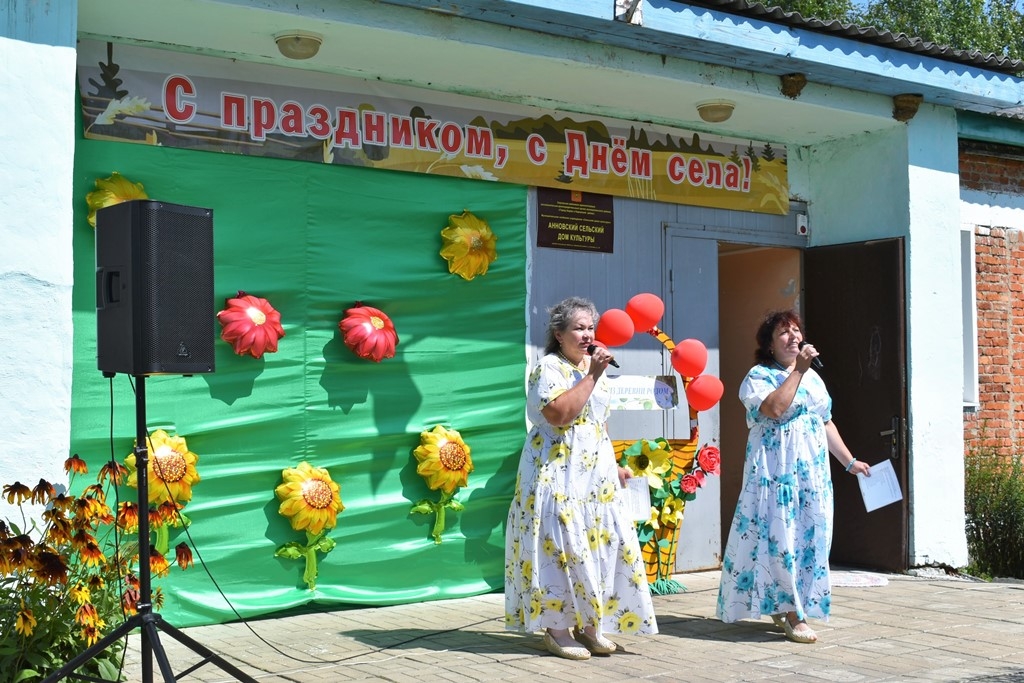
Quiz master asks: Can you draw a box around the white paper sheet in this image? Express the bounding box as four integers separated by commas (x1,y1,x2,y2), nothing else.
618,476,652,522
856,458,903,512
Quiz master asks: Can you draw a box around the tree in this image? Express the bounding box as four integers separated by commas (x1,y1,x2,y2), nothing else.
773,0,859,22
772,0,1024,61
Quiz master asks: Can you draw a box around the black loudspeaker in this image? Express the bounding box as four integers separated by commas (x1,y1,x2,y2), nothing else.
96,199,215,376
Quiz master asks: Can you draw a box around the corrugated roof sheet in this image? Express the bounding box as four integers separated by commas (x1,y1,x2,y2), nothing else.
677,0,1024,76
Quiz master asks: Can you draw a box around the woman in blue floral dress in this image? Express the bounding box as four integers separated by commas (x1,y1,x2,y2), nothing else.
717,310,870,643
505,297,657,660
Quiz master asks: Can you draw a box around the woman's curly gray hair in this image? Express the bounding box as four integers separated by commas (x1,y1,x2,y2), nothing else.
544,297,599,354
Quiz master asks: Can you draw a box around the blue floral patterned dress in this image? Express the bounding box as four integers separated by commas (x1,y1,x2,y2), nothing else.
716,363,834,623
505,353,658,636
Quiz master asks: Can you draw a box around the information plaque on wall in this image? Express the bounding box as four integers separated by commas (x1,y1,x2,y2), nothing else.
536,186,614,253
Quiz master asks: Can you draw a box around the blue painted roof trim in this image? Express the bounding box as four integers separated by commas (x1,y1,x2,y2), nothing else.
640,2,1022,113
1,0,78,48
379,0,1022,115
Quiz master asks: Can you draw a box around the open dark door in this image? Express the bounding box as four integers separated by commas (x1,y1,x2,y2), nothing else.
804,239,908,572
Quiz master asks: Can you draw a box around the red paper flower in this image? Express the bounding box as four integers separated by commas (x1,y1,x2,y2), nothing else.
680,473,701,494
696,445,721,476
216,291,285,358
339,303,399,362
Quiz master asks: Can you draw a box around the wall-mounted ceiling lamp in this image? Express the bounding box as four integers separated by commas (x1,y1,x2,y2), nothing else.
274,30,323,60
696,99,735,123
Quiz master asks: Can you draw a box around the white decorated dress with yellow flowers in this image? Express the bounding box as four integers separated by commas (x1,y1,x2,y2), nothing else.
504,353,658,636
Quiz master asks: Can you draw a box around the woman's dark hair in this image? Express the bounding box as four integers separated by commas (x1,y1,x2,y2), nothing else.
544,297,599,354
754,309,804,365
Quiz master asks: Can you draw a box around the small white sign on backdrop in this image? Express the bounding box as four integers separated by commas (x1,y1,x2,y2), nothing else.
605,375,678,410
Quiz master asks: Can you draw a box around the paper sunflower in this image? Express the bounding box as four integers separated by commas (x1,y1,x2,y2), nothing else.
275,462,345,535
411,425,474,544
339,302,399,362
626,439,673,489
124,429,200,555
216,291,286,358
125,430,200,506
413,425,473,494
86,172,148,228
274,462,345,590
439,210,497,280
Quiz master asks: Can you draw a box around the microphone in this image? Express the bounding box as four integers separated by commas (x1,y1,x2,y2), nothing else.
587,344,620,368
799,341,824,370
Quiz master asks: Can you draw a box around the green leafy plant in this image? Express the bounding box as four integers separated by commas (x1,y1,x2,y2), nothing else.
0,450,196,681
965,449,1024,579
0,457,129,681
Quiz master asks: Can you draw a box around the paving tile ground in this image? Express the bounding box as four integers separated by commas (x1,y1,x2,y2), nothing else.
68,569,1024,682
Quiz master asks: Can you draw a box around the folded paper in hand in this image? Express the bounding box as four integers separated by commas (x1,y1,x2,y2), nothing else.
857,458,903,512
618,476,652,522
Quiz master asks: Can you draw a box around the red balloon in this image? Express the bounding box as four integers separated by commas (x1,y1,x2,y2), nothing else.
625,293,664,333
686,374,724,412
671,338,708,377
595,309,634,347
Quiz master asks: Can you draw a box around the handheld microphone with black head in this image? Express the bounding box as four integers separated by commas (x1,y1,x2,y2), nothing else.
799,341,824,370
587,344,620,368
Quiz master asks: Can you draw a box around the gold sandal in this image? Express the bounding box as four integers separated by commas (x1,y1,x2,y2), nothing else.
573,628,617,654
543,632,591,660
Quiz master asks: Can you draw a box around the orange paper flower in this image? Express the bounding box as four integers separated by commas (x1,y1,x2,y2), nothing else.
217,291,286,358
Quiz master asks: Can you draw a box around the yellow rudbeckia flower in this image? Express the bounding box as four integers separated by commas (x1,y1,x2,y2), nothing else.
15,605,36,636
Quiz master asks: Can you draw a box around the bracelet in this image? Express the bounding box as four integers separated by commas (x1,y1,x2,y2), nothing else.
845,458,857,472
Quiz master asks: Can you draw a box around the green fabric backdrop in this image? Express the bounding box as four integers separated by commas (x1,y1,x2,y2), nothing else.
70,134,527,627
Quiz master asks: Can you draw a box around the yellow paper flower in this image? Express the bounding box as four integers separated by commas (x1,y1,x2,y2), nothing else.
413,425,474,493
627,440,673,489
126,430,200,505
439,210,497,280
85,172,148,228
657,494,686,530
275,462,344,535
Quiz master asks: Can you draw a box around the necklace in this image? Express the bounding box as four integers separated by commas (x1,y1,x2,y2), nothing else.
558,349,583,370
773,360,791,372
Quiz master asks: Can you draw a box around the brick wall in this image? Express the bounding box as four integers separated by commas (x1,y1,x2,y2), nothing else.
961,140,1024,457
960,141,1024,195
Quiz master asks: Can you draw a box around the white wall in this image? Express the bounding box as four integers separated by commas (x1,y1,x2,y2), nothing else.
903,105,969,566
961,189,1024,229
789,125,910,244
0,35,78,520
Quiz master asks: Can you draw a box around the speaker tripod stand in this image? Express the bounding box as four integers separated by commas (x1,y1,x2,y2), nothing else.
43,375,257,683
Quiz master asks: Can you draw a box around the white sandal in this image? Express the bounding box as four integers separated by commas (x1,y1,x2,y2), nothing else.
781,615,817,644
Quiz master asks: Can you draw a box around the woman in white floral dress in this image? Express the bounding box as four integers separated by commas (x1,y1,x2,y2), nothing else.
716,310,870,643
505,297,657,660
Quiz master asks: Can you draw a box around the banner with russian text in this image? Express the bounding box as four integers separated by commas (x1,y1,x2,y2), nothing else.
77,40,788,215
